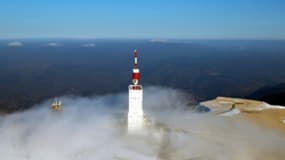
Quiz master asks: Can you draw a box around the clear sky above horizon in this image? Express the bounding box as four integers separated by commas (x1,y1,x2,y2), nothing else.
0,0,285,39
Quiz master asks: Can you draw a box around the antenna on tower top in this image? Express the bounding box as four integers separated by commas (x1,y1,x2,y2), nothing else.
132,49,140,86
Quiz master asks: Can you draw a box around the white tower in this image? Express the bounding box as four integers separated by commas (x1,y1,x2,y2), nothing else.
128,50,144,133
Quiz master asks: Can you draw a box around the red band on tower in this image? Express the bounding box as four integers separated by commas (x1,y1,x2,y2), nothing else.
132,72,140,80
132,50,140,86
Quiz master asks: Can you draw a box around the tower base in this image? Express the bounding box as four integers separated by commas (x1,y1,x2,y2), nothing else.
128,85,144,134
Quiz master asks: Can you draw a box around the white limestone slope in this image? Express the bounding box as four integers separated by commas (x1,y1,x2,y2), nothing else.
200,96,285,115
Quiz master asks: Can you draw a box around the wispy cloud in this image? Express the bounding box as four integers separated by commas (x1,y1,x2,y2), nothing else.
46,42,62,47
7,41,23,47
0,87,284,159
150,39,168,43
81,43,96,47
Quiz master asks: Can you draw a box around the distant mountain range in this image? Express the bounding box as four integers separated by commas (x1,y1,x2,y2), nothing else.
248,83,285,106
1,39,285,113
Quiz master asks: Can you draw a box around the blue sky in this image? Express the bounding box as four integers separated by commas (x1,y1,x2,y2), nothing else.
0,0,284,39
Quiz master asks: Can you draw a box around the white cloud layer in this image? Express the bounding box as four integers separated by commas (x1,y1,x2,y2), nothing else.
46,42,61,47
0,86,284,160
150,39,168,43
7,41,23,47
81,43,96,47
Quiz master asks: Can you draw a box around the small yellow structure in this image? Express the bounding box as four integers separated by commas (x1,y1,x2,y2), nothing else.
51,98,62,112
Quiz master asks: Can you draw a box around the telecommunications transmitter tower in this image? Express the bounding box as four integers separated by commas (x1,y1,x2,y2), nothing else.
128,50,144,133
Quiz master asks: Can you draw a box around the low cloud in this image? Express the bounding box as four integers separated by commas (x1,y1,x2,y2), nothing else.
46,42,62,47
0,86,284,160
150,39,168,43
81,43,96,47
7,41,23,47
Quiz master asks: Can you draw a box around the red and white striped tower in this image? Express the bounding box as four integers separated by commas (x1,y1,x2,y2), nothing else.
128,50,144,134
132,50,140,87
